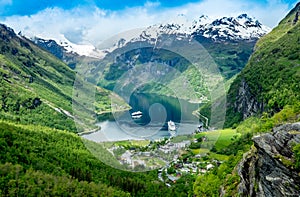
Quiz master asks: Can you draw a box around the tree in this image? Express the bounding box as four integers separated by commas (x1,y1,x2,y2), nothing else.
193,173,221,197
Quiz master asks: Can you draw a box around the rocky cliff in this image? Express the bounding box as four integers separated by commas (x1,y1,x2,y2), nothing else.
234,79,264,120
237,122,300,196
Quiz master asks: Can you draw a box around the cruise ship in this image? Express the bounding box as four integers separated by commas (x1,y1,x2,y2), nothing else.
131,111,143,119
168,120,176,136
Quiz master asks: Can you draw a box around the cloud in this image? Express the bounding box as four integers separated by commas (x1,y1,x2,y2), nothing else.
1,0,296,46
1,6,160,45
163,0,293,27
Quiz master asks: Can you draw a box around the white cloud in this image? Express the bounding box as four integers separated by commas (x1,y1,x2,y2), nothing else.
1,0,294,46
164,0,292,27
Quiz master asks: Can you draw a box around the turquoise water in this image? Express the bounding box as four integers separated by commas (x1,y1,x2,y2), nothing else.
83,93,201,142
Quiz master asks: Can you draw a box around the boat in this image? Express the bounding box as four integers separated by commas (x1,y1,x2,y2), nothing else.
168,120,176,137
131,111,143,119
168,120,176,131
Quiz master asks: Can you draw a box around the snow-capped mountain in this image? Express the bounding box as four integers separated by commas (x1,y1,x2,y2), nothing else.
124,14,270,46
133,14,212,43
194,14,271,40
30,13,270,60
57,39,105,59
99,13,270,55
32,36,106,59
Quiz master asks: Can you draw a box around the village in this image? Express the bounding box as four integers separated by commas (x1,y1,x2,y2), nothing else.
106,133,220,185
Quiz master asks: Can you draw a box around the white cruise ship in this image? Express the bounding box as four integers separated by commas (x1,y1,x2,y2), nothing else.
168,120,176,137
131,111,143,119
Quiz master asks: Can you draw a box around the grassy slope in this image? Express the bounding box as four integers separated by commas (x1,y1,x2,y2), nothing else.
0,24,78,131
0,120,178,196
0,163,128,197
192,129,238,156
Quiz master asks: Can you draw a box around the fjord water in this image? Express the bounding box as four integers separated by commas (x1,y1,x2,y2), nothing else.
83,93,200,142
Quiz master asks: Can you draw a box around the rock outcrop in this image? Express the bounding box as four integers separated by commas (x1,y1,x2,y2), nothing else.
234,79,264,120
237,122,300,196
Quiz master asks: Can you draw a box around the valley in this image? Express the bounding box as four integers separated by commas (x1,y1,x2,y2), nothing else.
0,1,300,197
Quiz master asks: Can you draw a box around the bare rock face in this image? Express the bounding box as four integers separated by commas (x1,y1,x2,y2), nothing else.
234,79,264,120
237,122,300,196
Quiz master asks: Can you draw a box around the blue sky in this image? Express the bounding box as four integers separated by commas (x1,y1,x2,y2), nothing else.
0,0,217,16
0,0,298,16
0,0,298,45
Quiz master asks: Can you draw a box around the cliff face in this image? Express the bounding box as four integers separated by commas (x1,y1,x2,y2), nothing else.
237,122,300,196
234,79,264,120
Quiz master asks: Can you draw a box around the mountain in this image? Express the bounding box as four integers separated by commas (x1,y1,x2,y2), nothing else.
0,23,122,132
193,5,300,196
32,37,77,69
32,36,104,59
0,24,78,131
26,14,269,105
225,3,300,127
30,14,269,55
83,14,269,105
130,14,269,44
192,14,269,41
32,36,105,69
31,14,269,80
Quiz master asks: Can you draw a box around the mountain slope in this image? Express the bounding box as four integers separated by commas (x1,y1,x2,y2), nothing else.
32,37,78,69
225,3,300,127
0,24,79,131
0,24,118,132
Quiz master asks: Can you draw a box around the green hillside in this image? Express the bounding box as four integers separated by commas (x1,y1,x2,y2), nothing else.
0,24,78,131
0,24,123,132
0,120,178,196
225,3,300,127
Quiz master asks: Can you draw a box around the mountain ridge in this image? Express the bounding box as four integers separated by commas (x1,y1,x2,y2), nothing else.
136,13,270,44
28,13,270,61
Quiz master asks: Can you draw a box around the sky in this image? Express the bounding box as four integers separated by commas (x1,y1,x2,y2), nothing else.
0,0,298,46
